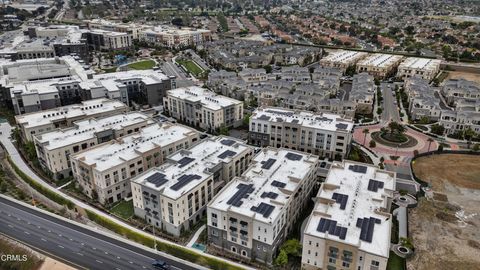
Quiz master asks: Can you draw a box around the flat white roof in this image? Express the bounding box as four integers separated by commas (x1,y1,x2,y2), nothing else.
321,50,368,64
251,107,354,132
357,54,403,68
209,148,318,224
15,98,127,128
34,112,154,150
72,123,198,172
167,86,242,111
93,69,169,84
133,136,252,200
398,57,441,71
304,161,395,258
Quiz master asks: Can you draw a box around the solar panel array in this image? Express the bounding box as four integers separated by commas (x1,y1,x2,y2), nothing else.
271,180,286,188
316,116,333,123
356,217,381,243
227,183,254,207
178,157,195,168
348,164,367,174
170,174,202,191
336,123,348,130
266,110,294,117
218,150,237,159
261,158,277,169
260,191,278,199
251,202,275,218
332,192,349,210
367,179,384,192
258,115,271,121
145,172,168,187
220,139,236,146
285,152,302,161
291,119,299,124
317,218,348,240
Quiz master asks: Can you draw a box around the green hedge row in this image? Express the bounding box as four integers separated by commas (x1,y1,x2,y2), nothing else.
7,155,74,209
85,210,244,270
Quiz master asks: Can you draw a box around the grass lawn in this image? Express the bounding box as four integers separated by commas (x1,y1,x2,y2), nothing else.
177,59,204,77
102,67,118,73
110,200,134,219
127,60,156,70
387,251,405,270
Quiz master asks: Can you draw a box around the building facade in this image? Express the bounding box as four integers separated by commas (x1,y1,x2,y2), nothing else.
396,58,441,81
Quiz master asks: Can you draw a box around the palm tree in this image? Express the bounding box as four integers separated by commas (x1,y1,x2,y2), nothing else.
427,137,434,152
362,128,370,145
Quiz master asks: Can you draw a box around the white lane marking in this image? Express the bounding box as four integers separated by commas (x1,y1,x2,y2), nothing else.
7,224,13,228
96,260,103,264
116,256,121,259
41,238,47,242
77,252,83,256
104,251,108,255
80,242,84,246
24,231,30,235
129,261,133,264
92,247,96,250
58,245,64,249
69,238,73,241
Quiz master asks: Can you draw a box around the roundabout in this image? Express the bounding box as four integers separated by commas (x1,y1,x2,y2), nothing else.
371,131,418,148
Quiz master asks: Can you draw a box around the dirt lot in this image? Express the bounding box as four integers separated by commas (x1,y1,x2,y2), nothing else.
445,71,480,84
409,154,480,270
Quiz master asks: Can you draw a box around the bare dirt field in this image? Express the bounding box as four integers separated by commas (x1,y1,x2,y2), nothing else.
445,71,480,84
409,154,480,270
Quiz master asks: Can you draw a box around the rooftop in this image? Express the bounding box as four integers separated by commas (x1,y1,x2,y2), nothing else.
357,53,403,68
209,148,318,224
133,136,252,200
166,86,242,111
304,161,396,258
251,107,354,132
320,50,368,64
398,57,441,71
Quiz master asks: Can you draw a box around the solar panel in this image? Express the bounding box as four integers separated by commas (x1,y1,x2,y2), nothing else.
316,116,332,122
266,110,294,117
251,202,275,218
258,115,271,121
285,152,302,161
336,123,348,130
348,164,367,174
145,172,168,187
261,158,277,169
220,139,236,146
178,157,195,168
271,180,286,188
227,183,254,207
218,150,237,159
332,192,349,210
261,191,278,199
291,119,299,124
170,174,202,191
356,217,381,243
367,179,385,192
316,218,348,240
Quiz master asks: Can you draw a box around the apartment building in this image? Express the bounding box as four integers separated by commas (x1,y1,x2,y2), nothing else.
439,110,480,135
70,123,199,204
319,50,368,73
317,99,356,119
440,79,480,106
396,57,441,81
350,73,375,114
207,148,320,264
15,98,128,141
85,19,145,39
404,77,442,121
249,107,354,159
33,112,154,180
82,29,133,51
163,86,244,131
131,136,254,236
302,161,396,270
138,26,211,49
356,54,403,79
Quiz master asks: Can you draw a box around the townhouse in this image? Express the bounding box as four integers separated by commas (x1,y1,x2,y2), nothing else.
131,136,254,236
396,57,441,81
319,50,368,73
356,54,403,79
440,79,480,107
349,73,375,114
404,77,442,121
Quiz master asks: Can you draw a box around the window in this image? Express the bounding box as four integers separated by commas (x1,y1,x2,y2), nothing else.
371,261,379,266
342,262,350,267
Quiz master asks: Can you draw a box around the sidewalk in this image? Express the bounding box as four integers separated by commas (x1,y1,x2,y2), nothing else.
0,122,253,270
186,224,206,248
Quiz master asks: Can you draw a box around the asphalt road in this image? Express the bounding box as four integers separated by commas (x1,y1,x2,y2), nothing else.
381,83,401,123
0,197,199,270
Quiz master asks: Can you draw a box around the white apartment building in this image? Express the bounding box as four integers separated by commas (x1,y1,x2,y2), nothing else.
139,26,211,49
356,54,403,79
396,57,441,81
207,148,320,264
302,161,396,270
163,86,244,131
319,50,368,73
83,29,133,51
249,107,354,159
70,123,199,204
33,112,154,180
131,136,254,236
15,98,128,141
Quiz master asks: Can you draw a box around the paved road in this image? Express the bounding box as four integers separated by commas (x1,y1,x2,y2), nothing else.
381,83,400,123
0,196,197,270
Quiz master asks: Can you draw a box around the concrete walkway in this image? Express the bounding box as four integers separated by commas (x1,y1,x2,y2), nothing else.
0,122,254,270
186,224,206,248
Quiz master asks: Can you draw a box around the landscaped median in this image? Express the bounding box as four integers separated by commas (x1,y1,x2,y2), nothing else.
6,155,74,210
6,154,246,270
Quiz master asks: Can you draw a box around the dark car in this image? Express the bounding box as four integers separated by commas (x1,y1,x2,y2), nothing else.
152,260,169,269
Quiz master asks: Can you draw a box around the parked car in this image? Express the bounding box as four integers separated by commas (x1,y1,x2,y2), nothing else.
152,260,169,269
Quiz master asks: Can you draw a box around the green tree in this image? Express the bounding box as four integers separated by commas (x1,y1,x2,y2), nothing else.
362,128,370,145
473,144,480,152
369,140,376,148
218,125,229,136
345,65,356,77
282,239,302,257
243,113,251,127
274,249,288,267
427,137,434,152
430,124,445,136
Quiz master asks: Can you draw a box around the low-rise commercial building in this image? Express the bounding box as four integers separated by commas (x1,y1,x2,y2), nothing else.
319,50,368,73
302,161,396,270
356,54,403,79
396,57,441,81
208,148,320,264
15,98,128,141
70,123,199,204
33,112,154,180
131,136,254,236
249,107,354,159
163,86,244,131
